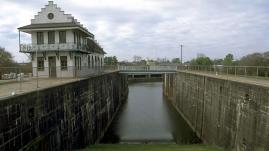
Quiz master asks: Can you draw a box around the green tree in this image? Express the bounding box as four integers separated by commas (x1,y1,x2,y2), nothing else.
239,53,267,66
190,55,213,65
213,59,223,65
238,52,269,76
171,58,181,64
222,53,234,65
112,56,118,64
104,56,118,65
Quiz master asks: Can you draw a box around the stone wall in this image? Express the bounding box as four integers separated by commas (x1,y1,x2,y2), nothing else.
164,72,269,151
0,72,128,151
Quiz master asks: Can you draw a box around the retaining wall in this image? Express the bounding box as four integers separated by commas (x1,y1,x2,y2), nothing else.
0,72,128,151
164,72,269,151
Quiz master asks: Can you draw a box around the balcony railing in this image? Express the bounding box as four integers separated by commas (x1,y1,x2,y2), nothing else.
20,43,88,53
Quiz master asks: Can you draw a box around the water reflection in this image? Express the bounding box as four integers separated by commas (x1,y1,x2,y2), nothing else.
101,82,199,144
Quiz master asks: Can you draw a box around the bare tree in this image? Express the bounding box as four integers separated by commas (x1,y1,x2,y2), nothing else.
133,55,143,62
0,47,15,67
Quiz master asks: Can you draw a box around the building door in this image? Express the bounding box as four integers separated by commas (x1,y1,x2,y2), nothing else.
48,56,56,77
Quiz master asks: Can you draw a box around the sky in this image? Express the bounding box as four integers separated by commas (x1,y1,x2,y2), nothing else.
1,0,269,62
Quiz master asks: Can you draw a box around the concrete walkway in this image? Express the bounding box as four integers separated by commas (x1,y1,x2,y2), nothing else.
0,78,80,100
0,71,118,100
181,71,269,88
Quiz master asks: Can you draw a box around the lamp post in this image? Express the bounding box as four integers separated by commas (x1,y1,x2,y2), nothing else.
180,44,183,64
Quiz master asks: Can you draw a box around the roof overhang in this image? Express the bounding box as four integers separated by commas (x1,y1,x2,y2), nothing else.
21,49,93,54
18,23,94,38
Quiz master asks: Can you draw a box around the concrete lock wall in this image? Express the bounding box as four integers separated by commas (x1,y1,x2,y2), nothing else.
164,71,269,151
0,72,128,151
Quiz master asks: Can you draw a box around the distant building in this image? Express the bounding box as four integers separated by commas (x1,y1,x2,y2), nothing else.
18,1,105,78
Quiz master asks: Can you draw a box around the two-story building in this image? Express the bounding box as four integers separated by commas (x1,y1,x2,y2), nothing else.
18,1,105,78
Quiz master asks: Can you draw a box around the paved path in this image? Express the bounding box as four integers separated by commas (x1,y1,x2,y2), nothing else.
0,78,80,100
0,71,118,100
181,71,269,87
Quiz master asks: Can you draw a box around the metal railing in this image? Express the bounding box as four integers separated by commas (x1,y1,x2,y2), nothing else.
118,65,178,71
177,65,269,78
1,64,268,99
118,65,269,78
20,42,89,53
0,65,118,99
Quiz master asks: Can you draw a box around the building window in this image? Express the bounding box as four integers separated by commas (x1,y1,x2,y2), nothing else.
47,13,54,20
77,34,81,46
37,57,44,71
88,56,91,68
73,32,76,43
92,56,94,66
60,56,67,70
75,56,81,70
37,32,44,45
48,31,55,44
79,57,81,70
59,31,66,43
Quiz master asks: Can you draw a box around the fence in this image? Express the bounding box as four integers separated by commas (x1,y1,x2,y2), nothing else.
177,65,269,78
118,65,178,71
117,65,269,78
1,64,268,99
0,65,118,99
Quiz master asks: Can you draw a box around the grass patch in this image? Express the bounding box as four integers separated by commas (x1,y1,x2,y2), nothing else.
76,144,230,151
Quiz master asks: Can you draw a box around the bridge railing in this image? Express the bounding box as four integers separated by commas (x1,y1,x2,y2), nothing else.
118,64,269,78
177,65,269,78
118,65,178,71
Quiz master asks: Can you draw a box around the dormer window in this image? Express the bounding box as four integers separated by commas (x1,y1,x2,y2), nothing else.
47,13,54,20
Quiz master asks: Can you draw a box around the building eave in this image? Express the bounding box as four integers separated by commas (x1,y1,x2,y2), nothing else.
18,23,94,37
20,49,93,54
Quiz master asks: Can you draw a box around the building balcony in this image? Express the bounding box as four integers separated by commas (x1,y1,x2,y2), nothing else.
20,43,90,53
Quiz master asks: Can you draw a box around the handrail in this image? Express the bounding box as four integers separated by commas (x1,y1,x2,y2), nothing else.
20,42,88,53
117,65,269,77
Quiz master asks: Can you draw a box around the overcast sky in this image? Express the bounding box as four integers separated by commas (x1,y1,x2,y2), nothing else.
1,0,269,62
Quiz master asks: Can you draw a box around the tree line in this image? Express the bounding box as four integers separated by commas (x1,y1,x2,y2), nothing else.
104,51,269,67
188,51,269,66
1,46,269,67
0,47,17,67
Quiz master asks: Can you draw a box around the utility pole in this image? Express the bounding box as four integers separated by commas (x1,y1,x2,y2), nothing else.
180,44,183,64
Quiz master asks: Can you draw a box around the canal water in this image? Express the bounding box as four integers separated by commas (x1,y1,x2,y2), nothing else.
101,82,199,144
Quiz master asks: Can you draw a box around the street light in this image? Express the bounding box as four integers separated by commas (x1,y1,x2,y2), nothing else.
180,44,183,64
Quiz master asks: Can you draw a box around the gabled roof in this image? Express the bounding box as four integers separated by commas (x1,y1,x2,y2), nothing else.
18,1,94,37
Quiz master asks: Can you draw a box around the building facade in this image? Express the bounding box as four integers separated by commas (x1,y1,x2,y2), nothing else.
18,1,105,78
